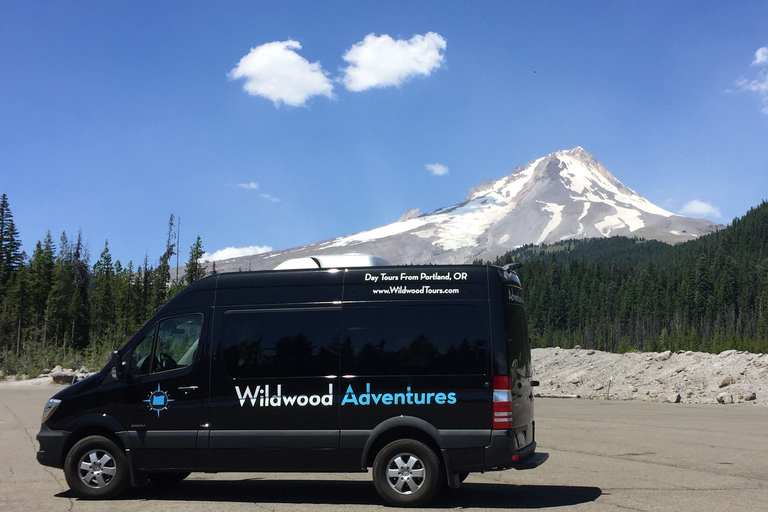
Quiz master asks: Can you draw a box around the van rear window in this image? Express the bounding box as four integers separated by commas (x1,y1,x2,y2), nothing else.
504,302,531,378
342,304,486,376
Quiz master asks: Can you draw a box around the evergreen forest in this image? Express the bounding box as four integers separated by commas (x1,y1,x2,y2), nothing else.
1,192,767,378
0,194,209,377
477,201,768,354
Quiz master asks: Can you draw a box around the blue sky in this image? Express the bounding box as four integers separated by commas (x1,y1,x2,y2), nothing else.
2,1,767,267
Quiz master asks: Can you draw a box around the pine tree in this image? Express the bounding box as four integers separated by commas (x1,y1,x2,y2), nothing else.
29,232,56,322
0,194,23,291
112,259,140,342
69,231,91,350
90,241,116,343
185,235,207,283
4,261,31,357
45,233,75,352
139,255,152,321
151,215,176,312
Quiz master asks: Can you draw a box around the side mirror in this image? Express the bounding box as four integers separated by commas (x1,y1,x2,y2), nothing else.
110,351,126,381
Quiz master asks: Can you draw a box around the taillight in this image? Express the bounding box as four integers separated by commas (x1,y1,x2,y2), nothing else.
492,375,513,429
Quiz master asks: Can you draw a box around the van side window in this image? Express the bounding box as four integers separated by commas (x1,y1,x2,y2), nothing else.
342,305,486,376
128,314,203,377
222,309,340,379
130,329,156,377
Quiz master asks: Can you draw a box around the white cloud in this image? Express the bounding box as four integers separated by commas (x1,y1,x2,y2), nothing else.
228,40,334,107
234,182,279,202
203,245,273,262
426,163,449,176
736,45,768,114
260,193,279,203
341,32,446,92
735,74,768,114
679,200,721,219
752,46,768,66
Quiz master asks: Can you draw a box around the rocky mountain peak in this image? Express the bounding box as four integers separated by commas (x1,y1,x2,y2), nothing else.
397,208,422,222
201,148,724,272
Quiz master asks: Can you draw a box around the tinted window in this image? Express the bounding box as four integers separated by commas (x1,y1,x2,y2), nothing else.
342,305,486,376
129,329,156,377
504,302,531,377
128,314,202,376
222,309,341,378
156,315,202,369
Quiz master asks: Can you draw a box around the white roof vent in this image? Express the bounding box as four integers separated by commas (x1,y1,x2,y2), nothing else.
273,254,391,270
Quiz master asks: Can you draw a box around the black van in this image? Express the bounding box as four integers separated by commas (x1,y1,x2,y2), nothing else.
36,256,547,506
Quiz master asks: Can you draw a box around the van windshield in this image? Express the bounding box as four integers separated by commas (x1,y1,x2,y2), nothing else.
504,301,532,378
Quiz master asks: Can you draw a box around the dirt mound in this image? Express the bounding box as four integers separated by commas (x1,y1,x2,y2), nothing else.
532,347,767,406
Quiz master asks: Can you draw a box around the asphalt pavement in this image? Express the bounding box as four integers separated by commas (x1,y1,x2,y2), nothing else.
1,384,766,511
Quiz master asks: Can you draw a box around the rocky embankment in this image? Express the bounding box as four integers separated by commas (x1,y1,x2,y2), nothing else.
0,365,91,387
3,350,766,407
532,347,767,406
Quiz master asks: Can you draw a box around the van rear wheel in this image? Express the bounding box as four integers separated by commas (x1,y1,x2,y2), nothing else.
372,439,442,507
64,435,129,499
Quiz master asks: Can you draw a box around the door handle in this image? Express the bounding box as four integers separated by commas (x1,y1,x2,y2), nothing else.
178,386,199,391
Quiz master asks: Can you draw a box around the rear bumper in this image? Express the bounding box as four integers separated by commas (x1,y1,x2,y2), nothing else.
511,449,549,469
36,424,69,469
485,431,549,470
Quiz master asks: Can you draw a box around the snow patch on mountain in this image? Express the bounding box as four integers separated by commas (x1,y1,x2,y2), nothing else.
536,202,565,245
323,217,426,247
466,156,541,203
670,230,698,238
594,206,645,235
558,150,675,218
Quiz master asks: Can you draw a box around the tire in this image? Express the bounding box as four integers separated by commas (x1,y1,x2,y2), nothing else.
148,471,191,486
372,439,443,507
64,435,129,499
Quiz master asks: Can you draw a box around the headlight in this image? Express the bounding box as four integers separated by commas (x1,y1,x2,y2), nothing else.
42,399,61,423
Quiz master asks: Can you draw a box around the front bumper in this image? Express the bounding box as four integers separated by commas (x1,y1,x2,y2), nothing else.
36,424,70,469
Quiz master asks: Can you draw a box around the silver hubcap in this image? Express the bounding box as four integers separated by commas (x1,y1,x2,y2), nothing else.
77,449,117,488
385,453,426,494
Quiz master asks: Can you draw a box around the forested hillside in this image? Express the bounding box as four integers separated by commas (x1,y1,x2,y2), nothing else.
481,201,768,354
0,194,209,376
2,191,767,377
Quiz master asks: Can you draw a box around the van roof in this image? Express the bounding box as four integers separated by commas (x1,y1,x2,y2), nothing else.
178,263,499,306
273,254,391,270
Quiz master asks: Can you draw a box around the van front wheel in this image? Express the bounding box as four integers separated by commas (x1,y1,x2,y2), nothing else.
64,435,129,499
372,439,442,507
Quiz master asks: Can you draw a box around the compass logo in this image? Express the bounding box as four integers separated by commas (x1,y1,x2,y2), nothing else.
144,384,174,417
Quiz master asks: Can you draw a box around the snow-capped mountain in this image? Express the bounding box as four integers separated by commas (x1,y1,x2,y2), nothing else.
211,147,722,271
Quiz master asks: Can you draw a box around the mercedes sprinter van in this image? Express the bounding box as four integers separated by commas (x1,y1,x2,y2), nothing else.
37,256,547,506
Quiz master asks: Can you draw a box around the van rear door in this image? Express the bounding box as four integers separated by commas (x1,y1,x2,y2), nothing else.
502,273,535,447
